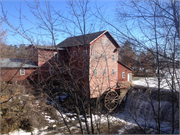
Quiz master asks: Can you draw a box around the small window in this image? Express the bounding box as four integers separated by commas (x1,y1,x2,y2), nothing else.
112,54,115,61
103,54,106,61
104,40,107,46
31,48,33,56
73,68,76,75
82,68,85,76
122,72,125,78
54,52,58,60
82,86,85,93
49,67,54,75
94,52,97,60
20,69,25,75
83,50,86,57
112,69,115,75
94,68,97,76
103,69,106,76
60,67,64,73
73,51,77,58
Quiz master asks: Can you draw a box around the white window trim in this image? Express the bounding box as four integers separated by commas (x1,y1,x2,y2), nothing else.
112,54,115,61
104,40,107,46
73,51,77,58
112,69,115,75
94,52,97,60
20,69,25,75
94,68,97,76
54,52,58,60
103,54,106,61
103,69,106,76
122,72,125,78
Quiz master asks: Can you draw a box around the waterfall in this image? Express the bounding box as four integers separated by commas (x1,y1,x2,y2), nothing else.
122,88,179,133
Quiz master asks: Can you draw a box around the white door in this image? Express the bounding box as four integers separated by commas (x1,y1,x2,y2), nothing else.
128,73,131,81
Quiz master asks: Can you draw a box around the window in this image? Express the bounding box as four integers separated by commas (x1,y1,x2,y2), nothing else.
82,68,85,76
73,68,76,75
73,51,77,58
112,69,115,75
20,69,25,75
31,48,33,56
54,52,58,60
112,54,115,61
94,68,97,76
60,67,64,73
122,72,125,78
49,67,54,75
82,86,85,93
103,69,106,76
94,52,97,60
103,54,106,61
104,40,107,46
83,50,87,57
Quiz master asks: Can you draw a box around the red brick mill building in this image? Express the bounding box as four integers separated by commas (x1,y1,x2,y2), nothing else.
1,30,132,98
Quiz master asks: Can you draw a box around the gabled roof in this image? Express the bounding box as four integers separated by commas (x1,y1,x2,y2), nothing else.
57,30,120,48
118,61,132,71
0,58,38,68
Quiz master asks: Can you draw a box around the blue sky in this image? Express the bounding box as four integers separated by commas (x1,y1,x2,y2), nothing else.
1,0,118,46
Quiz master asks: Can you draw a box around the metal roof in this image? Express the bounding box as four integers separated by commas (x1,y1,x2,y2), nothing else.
0,58,39,68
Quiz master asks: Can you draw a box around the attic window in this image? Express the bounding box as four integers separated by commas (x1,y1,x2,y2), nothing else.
20,69,25,75
73,51,77,58
104,40,107,46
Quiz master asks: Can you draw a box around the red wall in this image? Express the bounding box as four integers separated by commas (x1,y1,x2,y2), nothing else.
1,68,37,81
118,63,131,82
66,46,90,88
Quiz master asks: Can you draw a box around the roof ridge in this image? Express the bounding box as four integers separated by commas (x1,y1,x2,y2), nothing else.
68,30,107,38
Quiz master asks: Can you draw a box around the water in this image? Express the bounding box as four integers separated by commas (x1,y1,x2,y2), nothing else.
119,88,179,134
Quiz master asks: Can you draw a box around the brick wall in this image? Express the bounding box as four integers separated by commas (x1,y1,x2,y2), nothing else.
89,34,118,98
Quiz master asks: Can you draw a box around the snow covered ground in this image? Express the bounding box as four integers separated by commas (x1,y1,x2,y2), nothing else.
133,77,179,91
3,110,136,135
133,68,180,90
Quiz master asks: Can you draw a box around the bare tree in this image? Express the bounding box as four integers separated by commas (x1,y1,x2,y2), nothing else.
1,0,130,134
95,0,179,133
